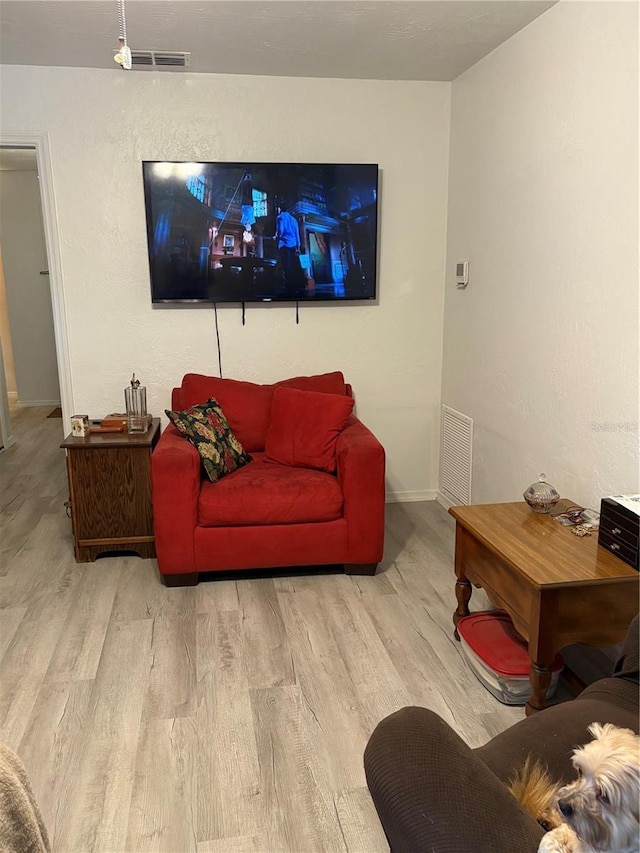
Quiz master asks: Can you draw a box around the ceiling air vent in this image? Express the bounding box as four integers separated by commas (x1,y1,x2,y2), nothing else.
130,50,191,70
131,51,153,66
154,52,190,67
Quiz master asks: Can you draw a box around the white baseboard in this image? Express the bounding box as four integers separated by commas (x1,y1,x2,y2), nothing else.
386,490,438,504
15,400,60,408
7,391,18,402
436,491,460,511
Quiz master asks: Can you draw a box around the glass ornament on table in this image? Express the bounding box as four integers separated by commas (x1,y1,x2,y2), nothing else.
124,373,148,433
523,474,560,514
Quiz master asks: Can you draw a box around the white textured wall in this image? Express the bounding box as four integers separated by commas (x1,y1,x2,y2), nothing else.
0,66,450,499
443,1,639,509
0,169,60,405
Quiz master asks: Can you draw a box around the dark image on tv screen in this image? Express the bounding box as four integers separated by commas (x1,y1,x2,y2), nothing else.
142,161,379,303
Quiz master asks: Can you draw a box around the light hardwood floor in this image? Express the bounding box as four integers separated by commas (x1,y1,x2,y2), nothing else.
1,405,530,853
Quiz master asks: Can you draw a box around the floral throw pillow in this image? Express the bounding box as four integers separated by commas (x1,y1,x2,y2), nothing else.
165,398,252,483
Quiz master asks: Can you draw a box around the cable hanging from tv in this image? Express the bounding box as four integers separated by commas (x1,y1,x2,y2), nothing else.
213,303,223,377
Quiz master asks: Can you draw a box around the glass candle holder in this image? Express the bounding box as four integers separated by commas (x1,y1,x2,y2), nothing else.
124,383,147,433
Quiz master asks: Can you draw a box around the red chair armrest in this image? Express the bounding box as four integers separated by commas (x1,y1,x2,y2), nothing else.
151,424,201,574
336,417,385,563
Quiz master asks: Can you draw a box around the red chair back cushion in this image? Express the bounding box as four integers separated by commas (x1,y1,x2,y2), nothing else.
177,372,346,452
264,386,354,472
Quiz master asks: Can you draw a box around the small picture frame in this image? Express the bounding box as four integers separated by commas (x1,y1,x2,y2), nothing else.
222,234,234,249
71,414,90,437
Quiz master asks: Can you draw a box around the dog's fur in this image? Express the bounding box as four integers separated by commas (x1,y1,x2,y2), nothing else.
509,722,640,853
509,756,560,833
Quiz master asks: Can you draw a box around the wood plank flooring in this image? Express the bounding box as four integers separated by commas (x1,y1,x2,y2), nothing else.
1,405,533,852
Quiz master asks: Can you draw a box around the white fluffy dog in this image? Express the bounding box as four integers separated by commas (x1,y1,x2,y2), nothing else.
510,722,640,853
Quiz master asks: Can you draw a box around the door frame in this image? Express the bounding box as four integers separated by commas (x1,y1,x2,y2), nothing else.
0,131,73,442
0,326,12,448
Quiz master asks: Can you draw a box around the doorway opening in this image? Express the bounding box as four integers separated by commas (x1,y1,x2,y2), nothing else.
0,147,59,447
0,134,72,450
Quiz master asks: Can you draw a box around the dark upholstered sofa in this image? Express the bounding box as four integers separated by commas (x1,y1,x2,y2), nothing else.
364,614,639,853
152,371,385,586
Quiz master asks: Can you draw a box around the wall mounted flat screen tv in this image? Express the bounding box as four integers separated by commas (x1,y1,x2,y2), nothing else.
142,161,378,303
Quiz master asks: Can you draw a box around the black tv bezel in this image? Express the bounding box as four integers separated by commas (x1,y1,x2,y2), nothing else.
142,160,380,305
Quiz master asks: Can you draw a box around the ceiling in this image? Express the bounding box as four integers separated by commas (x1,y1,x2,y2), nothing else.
0,0,556,82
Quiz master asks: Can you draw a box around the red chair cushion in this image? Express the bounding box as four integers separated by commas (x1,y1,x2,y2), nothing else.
178,371,347,452
264,386,354,473
180,375,272,452
276,371,346,395
198,453,343,526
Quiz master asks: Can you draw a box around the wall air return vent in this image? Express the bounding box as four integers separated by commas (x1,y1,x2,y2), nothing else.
130,50,191,69
440,405,473,506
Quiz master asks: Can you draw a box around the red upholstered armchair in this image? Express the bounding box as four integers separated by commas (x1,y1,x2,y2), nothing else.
151,371,386,586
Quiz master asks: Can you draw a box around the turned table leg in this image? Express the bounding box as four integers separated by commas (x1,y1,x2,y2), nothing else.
453,523,472,641
526,661,552,716
454,579,472,640
526,590,558,715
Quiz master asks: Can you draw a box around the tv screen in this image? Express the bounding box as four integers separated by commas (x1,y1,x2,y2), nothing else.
142,161,378,303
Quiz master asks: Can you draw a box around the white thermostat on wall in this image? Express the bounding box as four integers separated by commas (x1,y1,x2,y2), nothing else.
455,260,469,287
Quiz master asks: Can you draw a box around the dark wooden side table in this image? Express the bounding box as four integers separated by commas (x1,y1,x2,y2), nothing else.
449,499,639,715
61,419,161,562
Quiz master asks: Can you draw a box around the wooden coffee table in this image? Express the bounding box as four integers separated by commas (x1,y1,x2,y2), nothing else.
449,500,639,715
